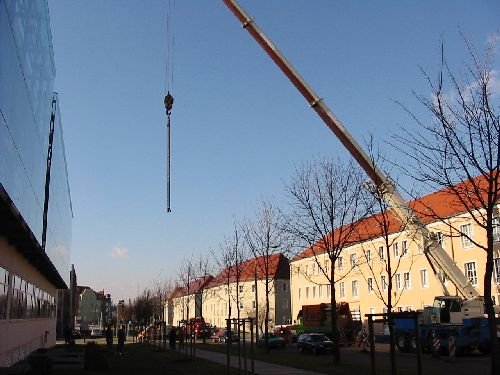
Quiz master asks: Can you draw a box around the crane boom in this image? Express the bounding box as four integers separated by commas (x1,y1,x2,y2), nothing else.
222,0,480,300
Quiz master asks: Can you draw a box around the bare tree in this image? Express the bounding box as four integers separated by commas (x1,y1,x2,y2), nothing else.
242,199,289,353
393,37,500,372
177,255,197,323
284,158,369,364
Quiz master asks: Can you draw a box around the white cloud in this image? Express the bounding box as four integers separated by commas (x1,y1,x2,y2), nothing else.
111,247,129,259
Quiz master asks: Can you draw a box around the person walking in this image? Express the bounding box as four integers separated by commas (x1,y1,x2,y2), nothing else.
117,325,126,355
105,325,113,351
358,326,369,353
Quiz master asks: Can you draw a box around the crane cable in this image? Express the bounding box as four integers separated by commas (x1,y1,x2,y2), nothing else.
164,0,175,213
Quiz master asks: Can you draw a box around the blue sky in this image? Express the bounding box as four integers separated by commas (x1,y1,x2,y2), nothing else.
48,0,499,302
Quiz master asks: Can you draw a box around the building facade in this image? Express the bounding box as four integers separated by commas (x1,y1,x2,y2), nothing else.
290,179,500,326
202,254,291,331
0,0,72,367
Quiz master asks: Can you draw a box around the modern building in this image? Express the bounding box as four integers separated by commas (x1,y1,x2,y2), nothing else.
0,0,72,367
290,176,500,326
202,253,291,330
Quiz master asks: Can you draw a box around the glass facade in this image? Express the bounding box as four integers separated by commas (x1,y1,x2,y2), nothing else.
0,0,72,285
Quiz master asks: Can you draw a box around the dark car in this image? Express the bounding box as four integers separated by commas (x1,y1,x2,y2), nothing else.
297,333,333,354
214,328,240,343
258,333,286,348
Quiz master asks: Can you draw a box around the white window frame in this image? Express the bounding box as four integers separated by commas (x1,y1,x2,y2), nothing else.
401,241,408,257
350,253,357,268
252,300,256,309
393,242,400,258
352,280,359,298
298,288,301,300
395,273,402,290
464,261,477,285
312,286,316,298
494,258,500,284
365,249,372,264
306,287,309,299
381,275,387,292
420,269,429,288
493,217,500,243
403,272,411,290
378,246,385,260
239,285,244,293
338,257,344,271
367,277,373,293
339,282,345,298
460,223,473,248
327,284,331,297
319,285,322,298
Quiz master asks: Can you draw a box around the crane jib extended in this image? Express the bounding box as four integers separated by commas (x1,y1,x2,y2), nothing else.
221,0,481,299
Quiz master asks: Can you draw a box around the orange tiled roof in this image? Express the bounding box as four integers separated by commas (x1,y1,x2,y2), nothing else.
168,276,214,299
206,253,286,289
292,174,495,261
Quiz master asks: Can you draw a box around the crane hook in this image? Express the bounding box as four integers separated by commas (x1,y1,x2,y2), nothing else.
164,91,174,115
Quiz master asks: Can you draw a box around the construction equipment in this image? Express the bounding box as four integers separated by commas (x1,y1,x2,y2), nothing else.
221,0,499,353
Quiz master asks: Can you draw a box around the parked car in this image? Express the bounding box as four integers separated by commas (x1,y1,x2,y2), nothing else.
258,333,286,348
297,333,333,354
214,328,240,343
273,326,297,343
90,329,103,338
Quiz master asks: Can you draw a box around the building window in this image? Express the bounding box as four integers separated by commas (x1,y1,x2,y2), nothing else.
367,277,373,293
352,280,359,297
403,272,411,290
252,284,256,293
420,269,428,288
239,301,244,309
297,266,301,277
338,257,344,271
350,254,357,268
401,241,408,256
306,287,309,299
365,249,372,264
327,284,331,297
493,217,500,242
0,266,8,320
252,300,256,309
312,263,316,275
395,274,402,290
339,282,345,298
464,262,477,285
319,285,322,298
325,260,330,274
460,223,473,248
312,286,316,298
381,275,387,292
369,307,376,315
282,282,287,292
298,288,301,300
393,242,399,257
305,265,309,276
239,285,243,293
282,299,288,309
378,246,385,260
494,258,500,284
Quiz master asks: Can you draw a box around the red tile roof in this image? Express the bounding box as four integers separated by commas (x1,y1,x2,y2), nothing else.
292,174,495,261
168,276,214,299
206,253,287,289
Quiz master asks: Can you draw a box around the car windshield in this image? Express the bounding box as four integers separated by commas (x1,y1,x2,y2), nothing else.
310,335,328,342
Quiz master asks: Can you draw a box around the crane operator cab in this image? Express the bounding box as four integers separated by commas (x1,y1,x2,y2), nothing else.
431,296,462,324
431,296,485,324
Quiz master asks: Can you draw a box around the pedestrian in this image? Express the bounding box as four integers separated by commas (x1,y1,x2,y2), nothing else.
358,326,369,353
117,325,126,355
169,327,177,350
106,325,113,351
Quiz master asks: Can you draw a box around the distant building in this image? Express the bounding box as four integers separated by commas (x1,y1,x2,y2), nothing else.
56,265,78,338
167,276,213,325
0,0,73,367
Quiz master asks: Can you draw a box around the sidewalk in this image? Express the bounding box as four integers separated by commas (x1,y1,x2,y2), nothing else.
183,347,323,375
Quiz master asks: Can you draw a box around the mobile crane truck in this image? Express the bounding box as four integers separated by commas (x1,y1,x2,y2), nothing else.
221,0,500,356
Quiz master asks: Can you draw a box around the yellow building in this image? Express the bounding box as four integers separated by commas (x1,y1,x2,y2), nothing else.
169,254,291,331
290,177,500,325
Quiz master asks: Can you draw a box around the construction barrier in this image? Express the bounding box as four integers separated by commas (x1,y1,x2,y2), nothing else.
448,336,456,361
432,332,440,357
